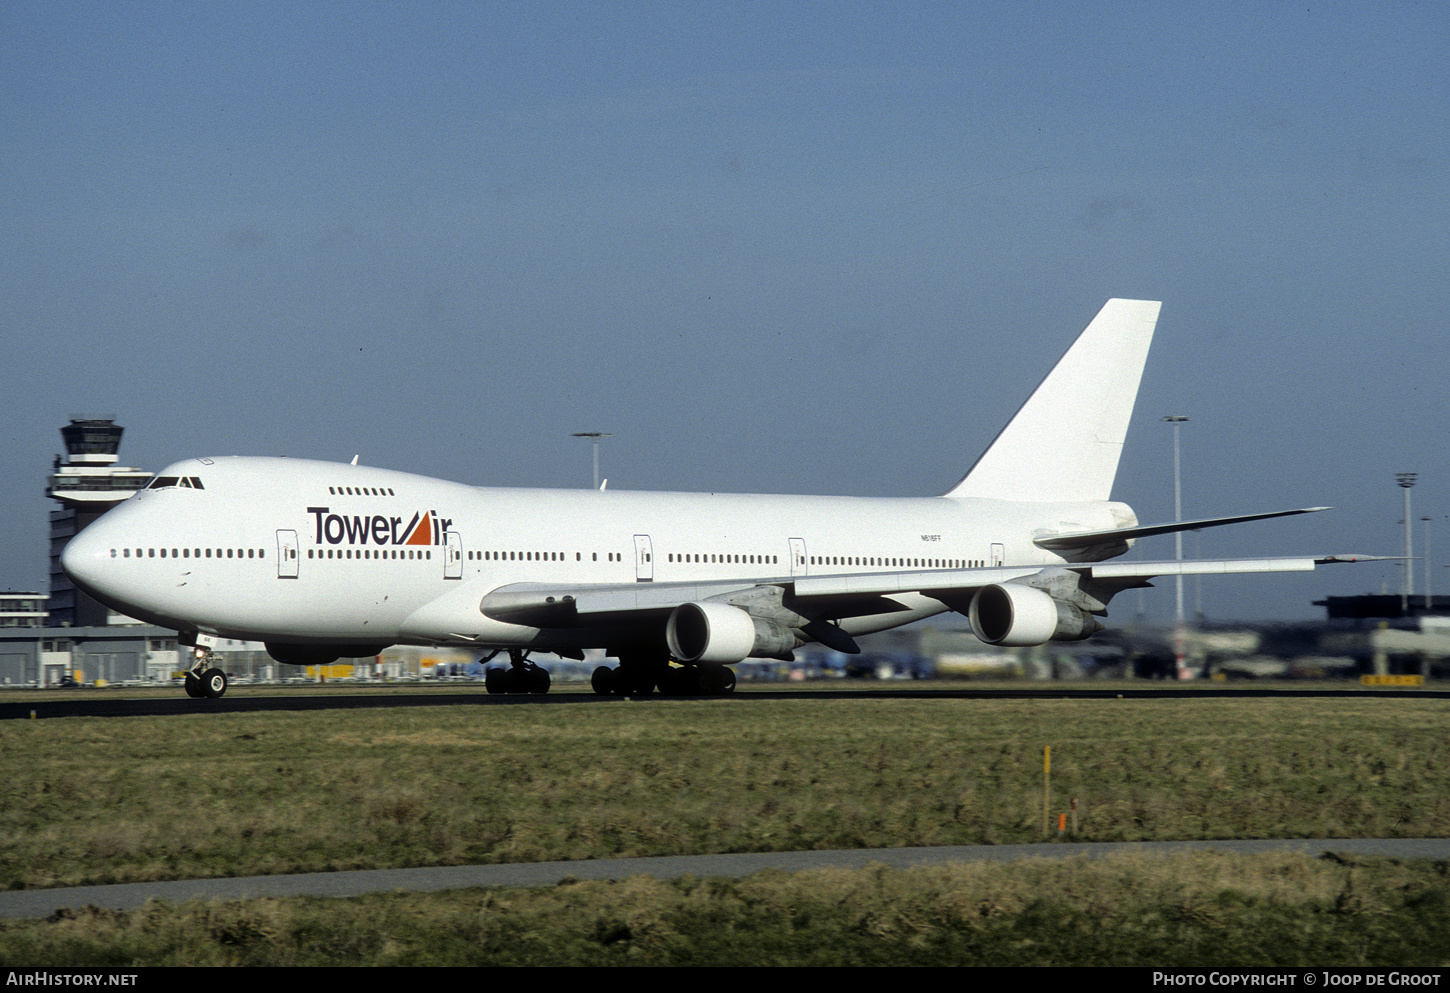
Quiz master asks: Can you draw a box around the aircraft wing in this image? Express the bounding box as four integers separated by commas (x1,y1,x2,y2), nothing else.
464,552,1388,656
1033,507,1329,551
481,565,1050,623
1079,554,1389,578
480,553,1382,625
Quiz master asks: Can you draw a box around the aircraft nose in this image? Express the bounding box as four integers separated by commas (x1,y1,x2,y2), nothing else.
61,519,118,601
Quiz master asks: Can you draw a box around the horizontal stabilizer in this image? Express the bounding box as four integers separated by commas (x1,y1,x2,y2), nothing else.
1034,507,1330,551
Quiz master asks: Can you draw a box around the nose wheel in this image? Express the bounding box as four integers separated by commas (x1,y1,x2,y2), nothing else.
184,651,229,699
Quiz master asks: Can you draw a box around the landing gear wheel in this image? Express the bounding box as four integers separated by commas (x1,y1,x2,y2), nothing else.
503,663,549,694
487,649,551,694
713,665,736,695
613,665,653,696
591,665,615,695
184,671,204,698
657,666,689,696
665,663,736,696
607,650,670,697
200,667,228,699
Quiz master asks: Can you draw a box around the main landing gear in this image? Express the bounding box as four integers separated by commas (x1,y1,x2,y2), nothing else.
483,648,552,695
183,650,228,699
591,652,736,697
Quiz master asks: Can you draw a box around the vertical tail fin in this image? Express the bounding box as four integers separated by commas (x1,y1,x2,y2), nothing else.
944,298,1161,502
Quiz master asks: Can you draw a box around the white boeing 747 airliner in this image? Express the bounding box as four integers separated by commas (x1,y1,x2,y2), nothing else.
63,299,1372,698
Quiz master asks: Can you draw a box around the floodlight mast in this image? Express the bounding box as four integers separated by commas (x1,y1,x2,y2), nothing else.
572,433,613,490
1163,415,1190,678
1422,516,1434,607
1396,473,1417,612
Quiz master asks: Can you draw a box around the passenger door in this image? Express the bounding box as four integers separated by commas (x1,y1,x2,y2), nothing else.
633,535,654,582
444,531,462,580
789,538,808,577
276,530,299,579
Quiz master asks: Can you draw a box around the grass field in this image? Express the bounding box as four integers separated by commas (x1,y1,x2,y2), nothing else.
1,691,1447,964
4,851,1448,966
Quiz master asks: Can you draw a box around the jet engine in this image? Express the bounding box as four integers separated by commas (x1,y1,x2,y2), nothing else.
666,601,796,663
967,584,1101,647
265,642,388,666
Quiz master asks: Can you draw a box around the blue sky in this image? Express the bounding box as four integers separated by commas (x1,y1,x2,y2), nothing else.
3,1,1447,622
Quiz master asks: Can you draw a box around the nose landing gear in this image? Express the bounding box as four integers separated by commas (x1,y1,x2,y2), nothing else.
183,650,229,699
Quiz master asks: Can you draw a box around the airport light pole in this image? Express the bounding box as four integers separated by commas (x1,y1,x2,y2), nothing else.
1396,473,1416,613
1422,516,1434,610
1163,415,1190,678
572,433,613,490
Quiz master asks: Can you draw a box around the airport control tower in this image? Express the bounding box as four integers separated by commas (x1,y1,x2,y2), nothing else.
46,418,153,627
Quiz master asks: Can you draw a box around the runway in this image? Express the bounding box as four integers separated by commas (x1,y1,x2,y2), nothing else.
3,683,1447,720
3,838,1447,920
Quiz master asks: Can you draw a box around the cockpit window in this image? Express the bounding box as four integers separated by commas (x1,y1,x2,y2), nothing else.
148,476,204,489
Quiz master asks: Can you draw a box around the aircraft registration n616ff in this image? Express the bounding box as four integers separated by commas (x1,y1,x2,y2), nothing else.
63,299,1373,699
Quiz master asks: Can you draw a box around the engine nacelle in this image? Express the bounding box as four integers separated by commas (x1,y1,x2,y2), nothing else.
666,601,796,663
265,642,388,666
967,584,1101,647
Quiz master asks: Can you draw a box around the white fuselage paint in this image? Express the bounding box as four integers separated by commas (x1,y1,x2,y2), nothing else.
61,456,1132,651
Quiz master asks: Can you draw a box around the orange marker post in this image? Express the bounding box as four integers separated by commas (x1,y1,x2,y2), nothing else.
1042,746,1051,837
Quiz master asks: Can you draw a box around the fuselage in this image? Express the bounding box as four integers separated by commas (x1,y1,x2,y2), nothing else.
61,456,1136,651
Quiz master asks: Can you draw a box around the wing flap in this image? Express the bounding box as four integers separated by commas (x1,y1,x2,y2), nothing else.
573,582,769,616
480,579,773,625
792,566,1040,597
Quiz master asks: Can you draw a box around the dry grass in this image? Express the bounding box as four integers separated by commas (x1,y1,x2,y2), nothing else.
1,697,1447,891
2,851,1447,965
